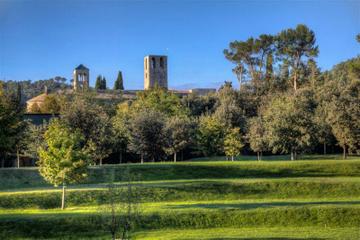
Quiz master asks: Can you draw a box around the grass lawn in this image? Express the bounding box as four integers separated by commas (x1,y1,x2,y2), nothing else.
134,227,360,240
1,155,360,239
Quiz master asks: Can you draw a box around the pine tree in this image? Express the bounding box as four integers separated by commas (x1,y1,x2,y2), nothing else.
114,71,124,90
102,77,107,90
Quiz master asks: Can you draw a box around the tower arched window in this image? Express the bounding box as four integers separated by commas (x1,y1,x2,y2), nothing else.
160,57,164,68
151,57,156,69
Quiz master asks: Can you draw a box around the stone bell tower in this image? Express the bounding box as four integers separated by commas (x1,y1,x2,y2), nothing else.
73,64,89,91
144,55,168,90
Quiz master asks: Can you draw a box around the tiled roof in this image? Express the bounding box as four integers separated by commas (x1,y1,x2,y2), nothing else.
75,64,89,70
26,93,47,103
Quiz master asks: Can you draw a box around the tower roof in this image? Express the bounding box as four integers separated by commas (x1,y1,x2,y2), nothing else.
75,64,89,70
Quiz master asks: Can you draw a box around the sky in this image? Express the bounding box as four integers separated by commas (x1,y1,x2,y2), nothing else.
0,0,359,90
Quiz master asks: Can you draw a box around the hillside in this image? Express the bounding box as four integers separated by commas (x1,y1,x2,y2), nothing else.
1,155,360,239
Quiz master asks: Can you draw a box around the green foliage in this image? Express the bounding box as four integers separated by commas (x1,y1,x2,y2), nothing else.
0,84,24,165
164,116,196,162
224,127,244,160
29,102,41,113
213,82,245,129
247,117,267,159
41,94,62,113
95,75,107,90
114,71,124,90
263,90,317,159
129,109,167,162
197,115,226,156
133,87,187,117
61,95,113,164
38,119,89,187
276,24,319,91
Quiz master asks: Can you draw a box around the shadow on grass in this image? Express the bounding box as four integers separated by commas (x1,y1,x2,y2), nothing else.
165,201,360,210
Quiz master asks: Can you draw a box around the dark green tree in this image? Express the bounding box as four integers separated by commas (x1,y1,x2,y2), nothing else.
276,24,319,91
164,116,196,162
61,95,113,165
95,75,103,90
114,71,124,90
128,109,167,162
102,77,107,90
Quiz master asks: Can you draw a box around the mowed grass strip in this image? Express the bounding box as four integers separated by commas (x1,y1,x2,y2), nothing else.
1,156,360,190
133,227,360,240
1,205,360,239
2,177,360,209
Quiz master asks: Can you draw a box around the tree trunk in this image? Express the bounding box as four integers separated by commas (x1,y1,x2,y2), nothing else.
119,151,123,164
231,156,234,161
343,145,347,159
99,158,103,166
17,147,20,168
294,152,297,160
141,153,144,164
61,183,66,210
291,151,294,161
174,152,177,163
260,151,263,161
257,152,260,161
323,143,326,155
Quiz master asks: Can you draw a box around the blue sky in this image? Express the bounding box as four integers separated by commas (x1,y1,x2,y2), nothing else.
0,0,359,90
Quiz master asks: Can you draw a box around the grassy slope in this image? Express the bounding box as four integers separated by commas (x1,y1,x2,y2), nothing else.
1,155,360,239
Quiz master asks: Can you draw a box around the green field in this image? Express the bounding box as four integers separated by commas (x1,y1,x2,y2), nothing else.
1,155,360,239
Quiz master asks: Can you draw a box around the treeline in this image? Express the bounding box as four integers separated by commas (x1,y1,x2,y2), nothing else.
1,76,70,101
0,24,359,167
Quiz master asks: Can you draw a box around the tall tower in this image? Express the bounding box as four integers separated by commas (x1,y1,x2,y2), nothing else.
144,55,168,90
73,64,89,91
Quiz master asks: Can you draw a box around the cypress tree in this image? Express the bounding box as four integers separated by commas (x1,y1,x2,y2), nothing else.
114,71,124,90
95,75,102,90
102,77,107,90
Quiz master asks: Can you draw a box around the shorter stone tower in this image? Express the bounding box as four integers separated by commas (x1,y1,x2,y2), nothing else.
73,64,89,91
144,55,168,90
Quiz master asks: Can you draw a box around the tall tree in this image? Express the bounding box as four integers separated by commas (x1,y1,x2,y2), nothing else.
95,75,103,90
276,24,319,91
114,71,124,90
102,77,107,90
0,83,24,167
224,34,274,93
325,82,360,159
213,82,245,129
38,119,88,209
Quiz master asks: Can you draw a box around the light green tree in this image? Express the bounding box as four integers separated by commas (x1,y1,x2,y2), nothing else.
263,90,317,160
247,117,267,161
197,115,226,156
38,119,89,209
224,127,244,161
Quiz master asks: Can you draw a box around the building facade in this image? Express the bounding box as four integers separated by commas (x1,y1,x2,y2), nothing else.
144,55,168,90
